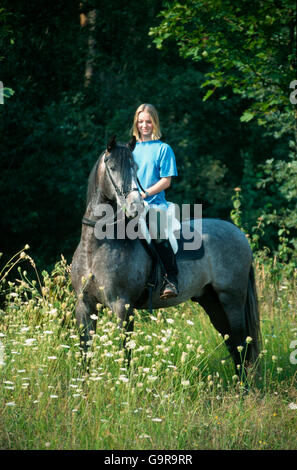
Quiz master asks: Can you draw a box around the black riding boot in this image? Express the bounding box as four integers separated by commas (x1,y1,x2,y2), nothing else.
154,240,179,299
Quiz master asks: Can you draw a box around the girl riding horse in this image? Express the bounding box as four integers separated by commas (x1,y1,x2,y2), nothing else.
132,103,179,299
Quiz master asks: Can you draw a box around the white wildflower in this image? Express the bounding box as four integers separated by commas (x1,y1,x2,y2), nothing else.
126,340,136,349
21,327,30,332
181,379,190,387
288,403,297,410
99,334,109,343
147,375,158,382
24,338,36,346
181,352,188,363
119,375,129,383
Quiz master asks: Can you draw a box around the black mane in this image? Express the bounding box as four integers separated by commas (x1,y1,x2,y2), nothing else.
86,143,133,206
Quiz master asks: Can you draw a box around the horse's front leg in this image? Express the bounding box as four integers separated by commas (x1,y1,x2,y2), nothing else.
111,299,135,367
75,294,97,359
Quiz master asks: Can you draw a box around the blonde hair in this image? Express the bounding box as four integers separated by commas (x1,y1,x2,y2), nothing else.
132,103,161,141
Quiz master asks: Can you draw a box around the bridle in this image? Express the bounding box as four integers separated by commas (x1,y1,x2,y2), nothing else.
103,151,142,200
82,150,145,228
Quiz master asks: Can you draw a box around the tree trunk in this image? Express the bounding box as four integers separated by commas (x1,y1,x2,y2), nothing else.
80,4,97,88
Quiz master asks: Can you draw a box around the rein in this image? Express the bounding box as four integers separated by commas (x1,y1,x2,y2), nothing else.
104,153,141,199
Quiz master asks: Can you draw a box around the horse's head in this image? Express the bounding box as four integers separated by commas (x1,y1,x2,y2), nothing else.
98,135,144,219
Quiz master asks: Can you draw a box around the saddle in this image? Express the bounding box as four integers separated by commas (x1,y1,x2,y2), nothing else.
136,220,204,311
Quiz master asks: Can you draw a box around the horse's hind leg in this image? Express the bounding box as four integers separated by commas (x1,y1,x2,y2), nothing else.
193,285,233,360
194,285,249,380
193,284,231,339
217,290,250,379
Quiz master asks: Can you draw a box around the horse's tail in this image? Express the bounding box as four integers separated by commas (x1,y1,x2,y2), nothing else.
245,264,261,363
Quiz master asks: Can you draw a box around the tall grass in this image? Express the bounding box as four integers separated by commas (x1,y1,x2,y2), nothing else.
0,251,296,450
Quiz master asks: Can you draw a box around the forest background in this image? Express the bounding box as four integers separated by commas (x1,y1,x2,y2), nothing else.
0,0,296,272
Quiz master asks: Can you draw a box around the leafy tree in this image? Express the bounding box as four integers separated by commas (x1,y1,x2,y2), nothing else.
0,0,292,270
150,0,296,134
150,0,297,261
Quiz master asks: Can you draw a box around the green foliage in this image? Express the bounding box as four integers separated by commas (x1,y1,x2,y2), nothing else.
230,187,243,228
0,0,295,270
151,0,297,264
0,252,296,449
150,0,296,134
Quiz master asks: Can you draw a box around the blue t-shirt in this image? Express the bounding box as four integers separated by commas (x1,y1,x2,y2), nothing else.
133,140,178,206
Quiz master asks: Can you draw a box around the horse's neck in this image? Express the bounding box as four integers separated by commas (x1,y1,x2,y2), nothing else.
84,193,107,219
84,201,95,219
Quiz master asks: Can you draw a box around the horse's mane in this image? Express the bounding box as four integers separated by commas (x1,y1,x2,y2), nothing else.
86,152,103,206
86,143,134,207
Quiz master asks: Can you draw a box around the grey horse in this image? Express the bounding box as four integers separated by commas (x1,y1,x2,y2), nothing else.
71,136,260,377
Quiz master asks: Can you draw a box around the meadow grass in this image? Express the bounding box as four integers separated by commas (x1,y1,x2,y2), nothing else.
0,252,296,450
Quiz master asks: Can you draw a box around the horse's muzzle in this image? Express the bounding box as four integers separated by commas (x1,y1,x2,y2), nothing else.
125,192,144,219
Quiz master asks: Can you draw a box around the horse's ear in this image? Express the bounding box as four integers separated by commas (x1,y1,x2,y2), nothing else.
127,135,136,152
107,135,117,152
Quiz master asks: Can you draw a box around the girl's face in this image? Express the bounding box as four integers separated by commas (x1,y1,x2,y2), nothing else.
137,111,154,141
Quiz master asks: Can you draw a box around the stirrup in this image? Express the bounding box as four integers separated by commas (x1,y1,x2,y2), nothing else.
160,276,179,299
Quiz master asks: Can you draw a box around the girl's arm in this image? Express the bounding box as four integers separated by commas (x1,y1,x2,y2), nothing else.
140,177,171,199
